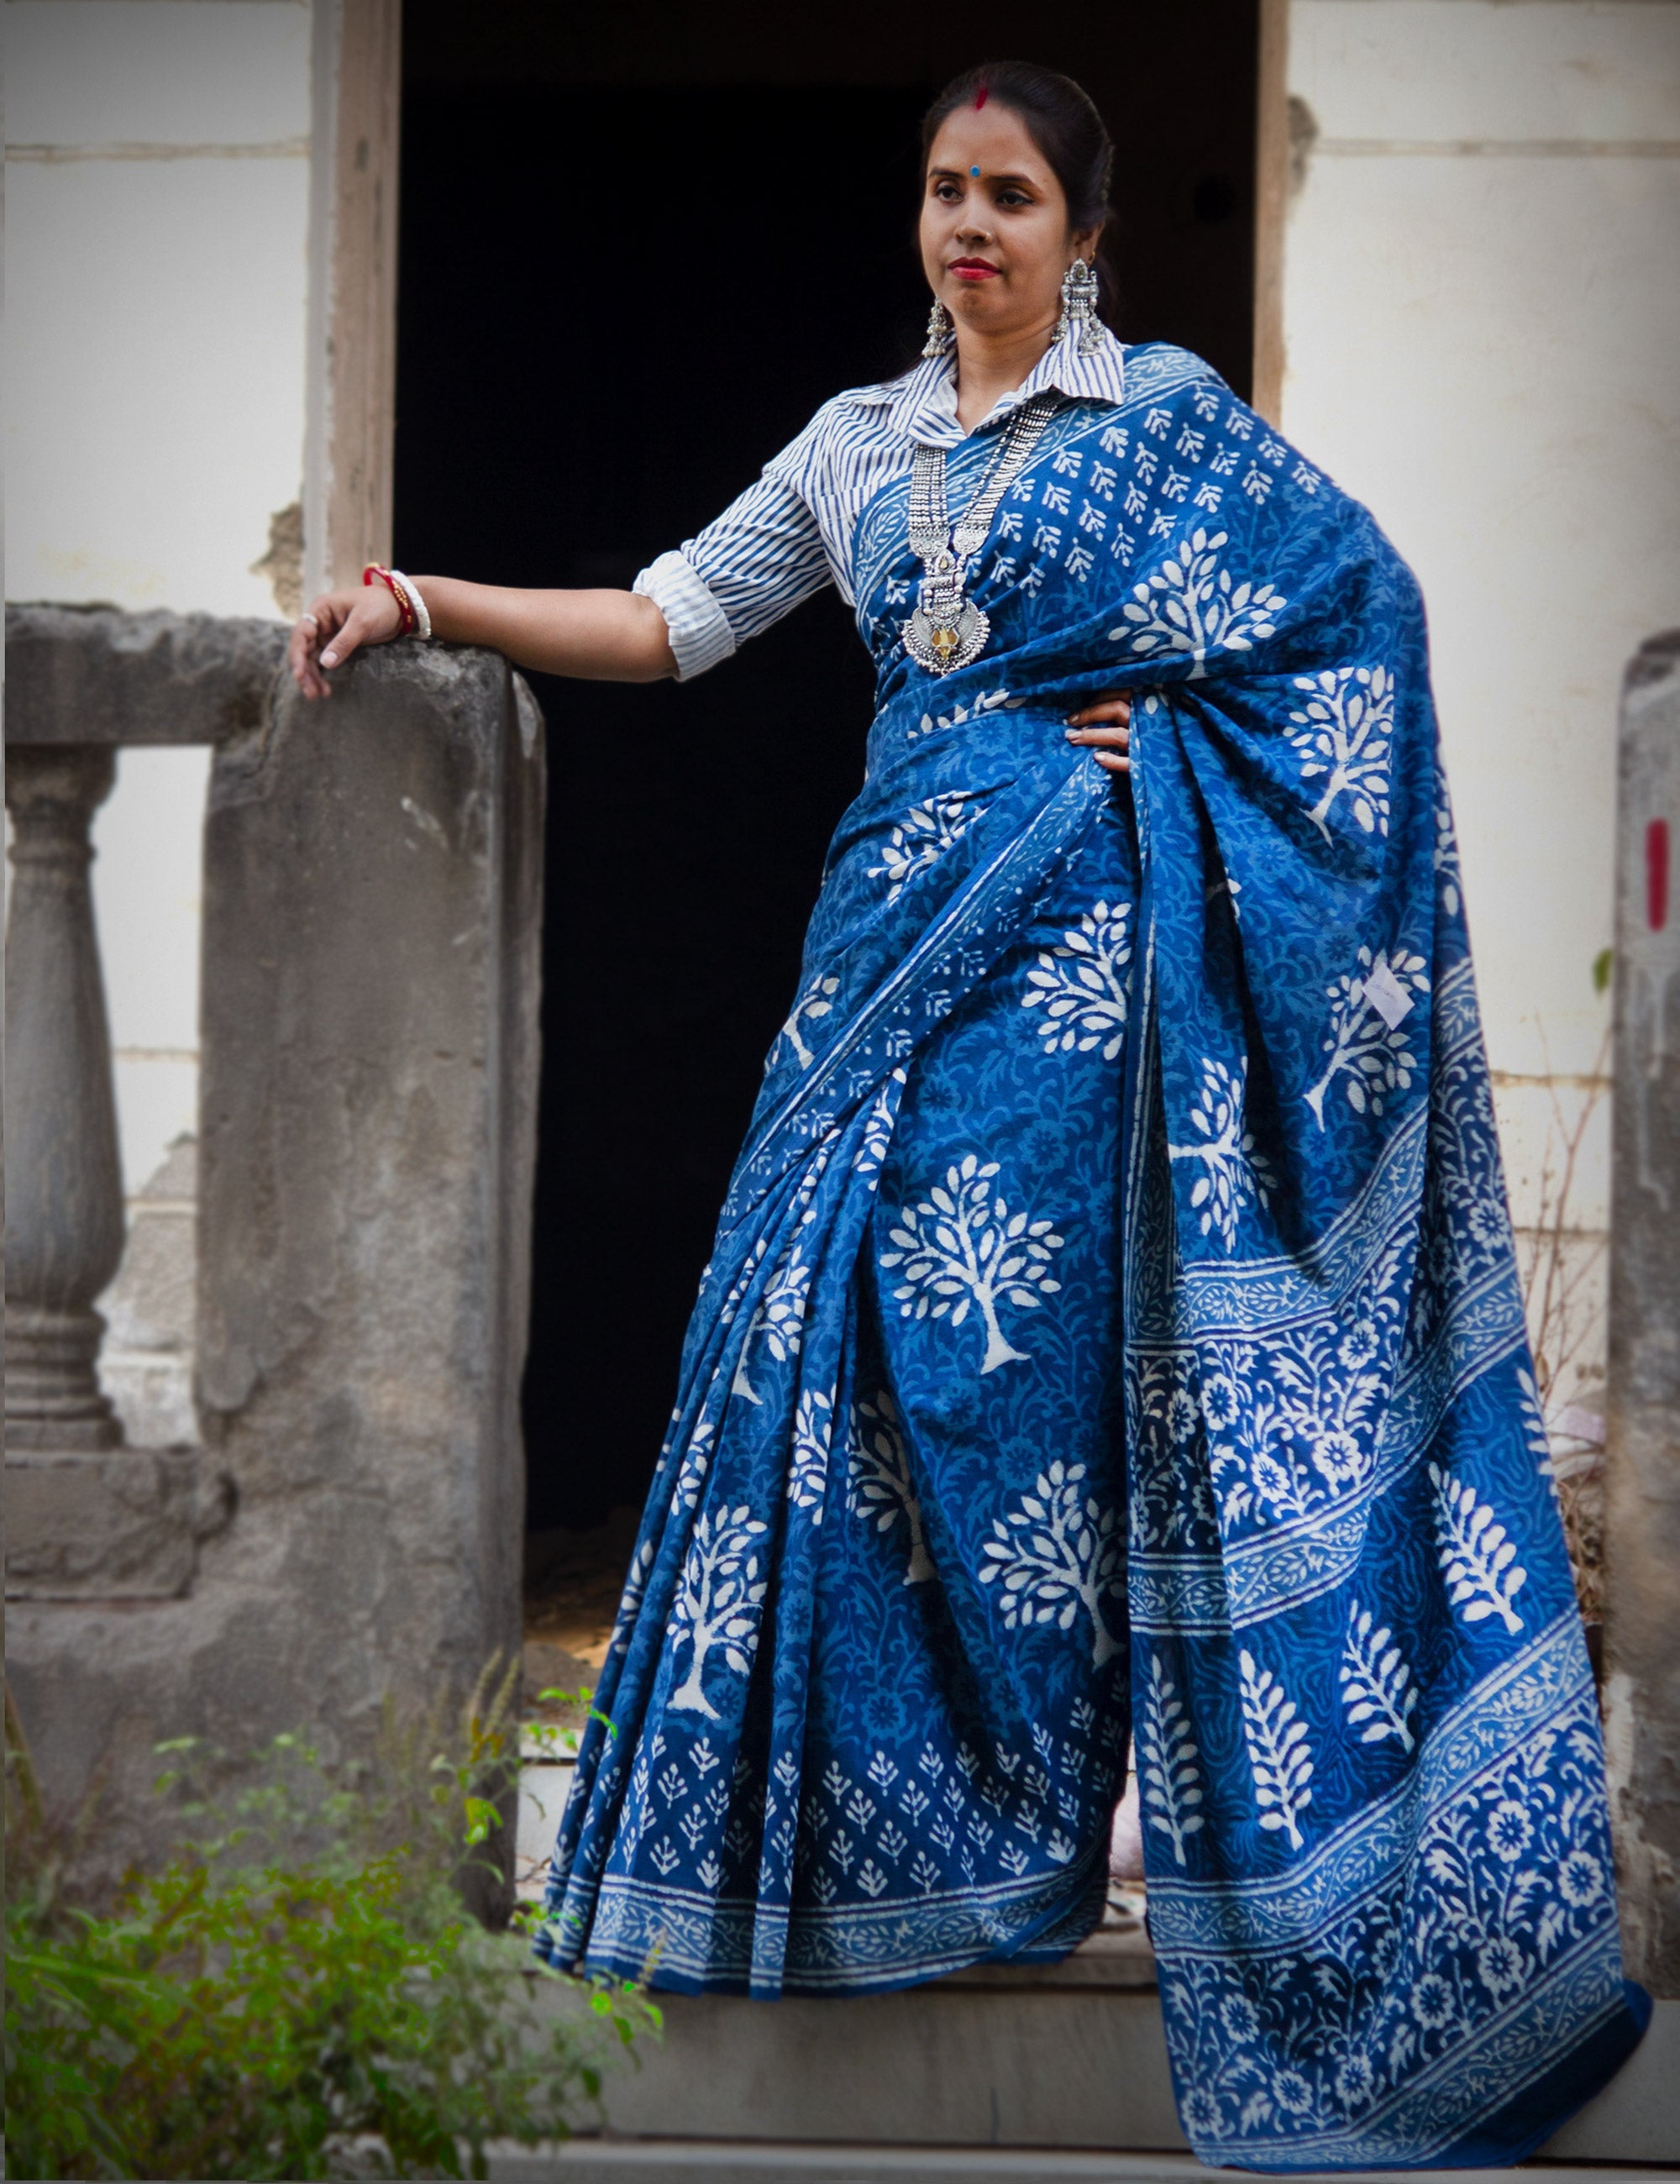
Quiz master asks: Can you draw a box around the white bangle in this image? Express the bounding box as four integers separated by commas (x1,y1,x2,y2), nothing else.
387,568,432,640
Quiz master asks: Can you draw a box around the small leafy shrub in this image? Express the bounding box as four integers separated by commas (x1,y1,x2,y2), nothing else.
4,1667,658,2180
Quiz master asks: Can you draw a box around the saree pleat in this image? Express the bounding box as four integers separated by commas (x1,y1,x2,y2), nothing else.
536,344,1646,2167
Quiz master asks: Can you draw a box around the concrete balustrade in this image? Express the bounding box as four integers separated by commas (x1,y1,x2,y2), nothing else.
2,624,273,1599
4,606,543,1923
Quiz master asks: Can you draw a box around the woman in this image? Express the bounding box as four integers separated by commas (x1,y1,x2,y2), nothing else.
291,61,1646,2173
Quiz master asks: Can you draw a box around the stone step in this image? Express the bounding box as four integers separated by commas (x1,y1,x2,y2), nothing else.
512,1770,1676,2171
515,1966,1679,2174
485,2140,1662,2182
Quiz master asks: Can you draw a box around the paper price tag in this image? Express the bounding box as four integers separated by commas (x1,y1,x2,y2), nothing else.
1360,958,1414,1031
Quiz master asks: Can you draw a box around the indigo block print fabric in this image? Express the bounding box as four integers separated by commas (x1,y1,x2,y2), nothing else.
533,345,1647,2168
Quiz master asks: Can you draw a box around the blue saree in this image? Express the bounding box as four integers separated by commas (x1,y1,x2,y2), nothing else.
533,344,1647,2168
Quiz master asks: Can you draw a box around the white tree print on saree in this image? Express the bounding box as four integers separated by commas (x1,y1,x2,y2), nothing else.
848,1390,932,1583
669,1412,716,1515
1340,1601,1420,1753
1237,1647,1315,1852
1110,525,1286,678
1304,948,1431,1128
853,1070,908,1191
1286,666,1395,843
787,1388,833,1520
604,1536,655,1665
780,973,840,1071
881,1157,1066,1373
1138,1651,1205,1865
1022,897,1133,1058
908,685,1021,742
1435,801,1463,918
1431,1463,1527,1635
979,1462,1124,1666
730,1232,815,1405
868,791,992,903
667,1504,769,1719
1167,1057,1278,1252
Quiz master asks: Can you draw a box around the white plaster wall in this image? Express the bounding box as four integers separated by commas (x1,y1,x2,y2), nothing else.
1282,0,1680,1415
5,0,313,1194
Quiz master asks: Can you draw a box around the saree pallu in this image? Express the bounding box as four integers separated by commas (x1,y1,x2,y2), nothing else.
535,344,1647,2168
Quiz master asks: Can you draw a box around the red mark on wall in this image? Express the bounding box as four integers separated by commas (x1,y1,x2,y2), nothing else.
1649,816,1671,932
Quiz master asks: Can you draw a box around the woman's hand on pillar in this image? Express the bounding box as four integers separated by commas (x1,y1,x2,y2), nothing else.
289,586,403,699
289,578,679,693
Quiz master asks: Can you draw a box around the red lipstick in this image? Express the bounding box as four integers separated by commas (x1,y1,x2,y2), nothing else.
949,258,1000,281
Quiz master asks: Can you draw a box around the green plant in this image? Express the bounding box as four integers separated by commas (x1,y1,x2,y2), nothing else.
3,1668,658,2181
522,1685,615,1763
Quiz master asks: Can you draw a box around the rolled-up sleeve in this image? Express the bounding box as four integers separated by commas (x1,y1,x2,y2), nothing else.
633,416,838,682
633,551,738,682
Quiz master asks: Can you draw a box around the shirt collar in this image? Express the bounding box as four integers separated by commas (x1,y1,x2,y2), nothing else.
855,321,1127,448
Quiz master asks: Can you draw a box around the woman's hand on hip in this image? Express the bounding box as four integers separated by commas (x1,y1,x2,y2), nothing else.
1065,691,1131,774
288,585,403,699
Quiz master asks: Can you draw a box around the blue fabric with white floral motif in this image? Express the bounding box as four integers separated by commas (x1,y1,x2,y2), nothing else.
533,345,1646,2168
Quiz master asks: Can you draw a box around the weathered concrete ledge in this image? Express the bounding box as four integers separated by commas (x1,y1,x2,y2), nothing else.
4,601,289,746
5,1444,232,1598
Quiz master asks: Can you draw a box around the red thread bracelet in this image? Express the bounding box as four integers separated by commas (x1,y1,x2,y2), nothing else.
364,562,417,637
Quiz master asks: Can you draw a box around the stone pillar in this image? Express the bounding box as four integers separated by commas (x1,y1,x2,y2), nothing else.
1604,629,1680,1994
4,744,125,1450
191,643,543,1916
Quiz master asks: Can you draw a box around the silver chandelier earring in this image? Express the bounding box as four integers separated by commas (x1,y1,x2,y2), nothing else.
1057,258,1103,355
921,297,954,359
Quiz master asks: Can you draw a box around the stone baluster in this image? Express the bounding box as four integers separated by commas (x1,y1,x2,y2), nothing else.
4,743,126,1451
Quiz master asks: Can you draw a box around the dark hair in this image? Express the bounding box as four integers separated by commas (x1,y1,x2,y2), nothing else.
919,61,1120,328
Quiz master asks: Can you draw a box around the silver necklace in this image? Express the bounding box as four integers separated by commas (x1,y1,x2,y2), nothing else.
901,392,1061,676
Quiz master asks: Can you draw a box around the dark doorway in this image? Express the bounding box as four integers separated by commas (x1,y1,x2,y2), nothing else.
395,2,1258,1534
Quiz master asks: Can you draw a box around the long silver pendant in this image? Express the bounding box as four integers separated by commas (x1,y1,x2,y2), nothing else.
902,556,991,675
900,392,1059,677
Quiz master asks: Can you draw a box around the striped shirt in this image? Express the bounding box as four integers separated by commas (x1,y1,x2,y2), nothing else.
634,322,1130,681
